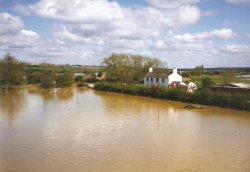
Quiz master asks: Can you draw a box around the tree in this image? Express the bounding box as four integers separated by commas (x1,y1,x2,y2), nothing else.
97,71,102,77
102,53,164,83
222,69,235,85
0,53,24,89
202,77,215,89
56,72,74,87
75,75,83,82
40,71,55,89
193,66,203,76
26,72,42,84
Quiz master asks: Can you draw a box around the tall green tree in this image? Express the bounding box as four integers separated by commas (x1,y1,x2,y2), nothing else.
102,53,164,83
0,53,24,89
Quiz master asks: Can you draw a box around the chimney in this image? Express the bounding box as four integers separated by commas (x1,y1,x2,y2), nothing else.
149,67,153,73
173,68,177,74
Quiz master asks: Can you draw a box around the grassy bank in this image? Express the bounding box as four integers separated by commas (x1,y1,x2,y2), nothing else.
94,82,250,111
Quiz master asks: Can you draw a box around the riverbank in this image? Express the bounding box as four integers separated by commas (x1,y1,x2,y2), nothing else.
94,82,250,111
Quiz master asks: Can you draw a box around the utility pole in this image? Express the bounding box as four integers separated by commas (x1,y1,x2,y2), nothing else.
201,65,204,89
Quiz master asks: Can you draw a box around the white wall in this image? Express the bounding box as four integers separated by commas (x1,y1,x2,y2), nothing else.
144,77,169,87
168,68,182,84
144,68,182,87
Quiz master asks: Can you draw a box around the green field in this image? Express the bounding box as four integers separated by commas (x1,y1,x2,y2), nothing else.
25,65,105,74
190,75,250,88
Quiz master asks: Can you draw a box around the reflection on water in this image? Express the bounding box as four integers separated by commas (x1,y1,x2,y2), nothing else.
0,89,250,172
0,89,26,125
56,88,73,100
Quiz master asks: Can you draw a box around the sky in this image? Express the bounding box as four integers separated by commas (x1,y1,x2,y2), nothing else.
0,0,250,68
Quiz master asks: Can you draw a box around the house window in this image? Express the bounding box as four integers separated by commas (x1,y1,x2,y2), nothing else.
147,77,149,82
162,78,165,83
151,78,153,82
156,78,159,82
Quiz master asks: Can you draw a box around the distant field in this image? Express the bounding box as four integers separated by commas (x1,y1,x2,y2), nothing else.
25,65,105,73
191,75,250,88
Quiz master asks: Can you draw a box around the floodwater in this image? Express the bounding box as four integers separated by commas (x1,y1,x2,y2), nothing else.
0,88,250,172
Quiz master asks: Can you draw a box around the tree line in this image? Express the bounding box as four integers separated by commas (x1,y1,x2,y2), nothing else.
0,53,74,89
102,53,165,83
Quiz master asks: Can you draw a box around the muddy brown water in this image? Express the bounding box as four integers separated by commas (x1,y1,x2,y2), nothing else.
0,88,250,172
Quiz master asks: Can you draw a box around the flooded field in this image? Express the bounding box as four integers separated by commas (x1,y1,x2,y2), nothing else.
0,88,250,172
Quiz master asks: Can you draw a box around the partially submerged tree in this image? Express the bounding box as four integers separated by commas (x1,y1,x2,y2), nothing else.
40,71,55,89
56,72,74,87
102,53,164,83
0,53,24,89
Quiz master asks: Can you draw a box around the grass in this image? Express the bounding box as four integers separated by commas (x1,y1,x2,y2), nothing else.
191,75,250,88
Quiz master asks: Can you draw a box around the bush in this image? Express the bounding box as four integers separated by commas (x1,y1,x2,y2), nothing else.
97,71,102,77
40,71,55,89
75,75,83,82
85,76,97,83
26,72,42,84
56,73,74,87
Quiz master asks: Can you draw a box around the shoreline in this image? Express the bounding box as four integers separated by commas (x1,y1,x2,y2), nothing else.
94,82,250,112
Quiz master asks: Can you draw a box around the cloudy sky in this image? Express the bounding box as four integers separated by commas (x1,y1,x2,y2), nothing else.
0,0,250,68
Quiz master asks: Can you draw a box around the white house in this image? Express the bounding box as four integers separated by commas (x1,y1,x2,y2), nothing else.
144,67,182,87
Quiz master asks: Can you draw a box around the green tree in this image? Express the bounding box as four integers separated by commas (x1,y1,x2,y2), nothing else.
97,71,102,77
202,77,215,89
0,53,24,89
102,53,164,83
75,75,83,82
193,66,203,76
26,72,42,84
56,72,74,87
40,71,55,89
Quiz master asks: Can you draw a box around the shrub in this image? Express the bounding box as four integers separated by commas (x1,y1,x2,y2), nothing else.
40,71,55,89
26,72,42,84
56,73,74,88
75,75,83,82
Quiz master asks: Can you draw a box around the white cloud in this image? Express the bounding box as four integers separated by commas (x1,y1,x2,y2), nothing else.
21,29,39,38
16,0,201,28
155,40,167,49
0,13,42,60
0,13,40,50
147,0,200,9
16,0,123,23
174,28,236,42
209,28,237,39
52,25,81,43
0,12,24,35
220,44,249,53
225,0,250,4
6,0,248,67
